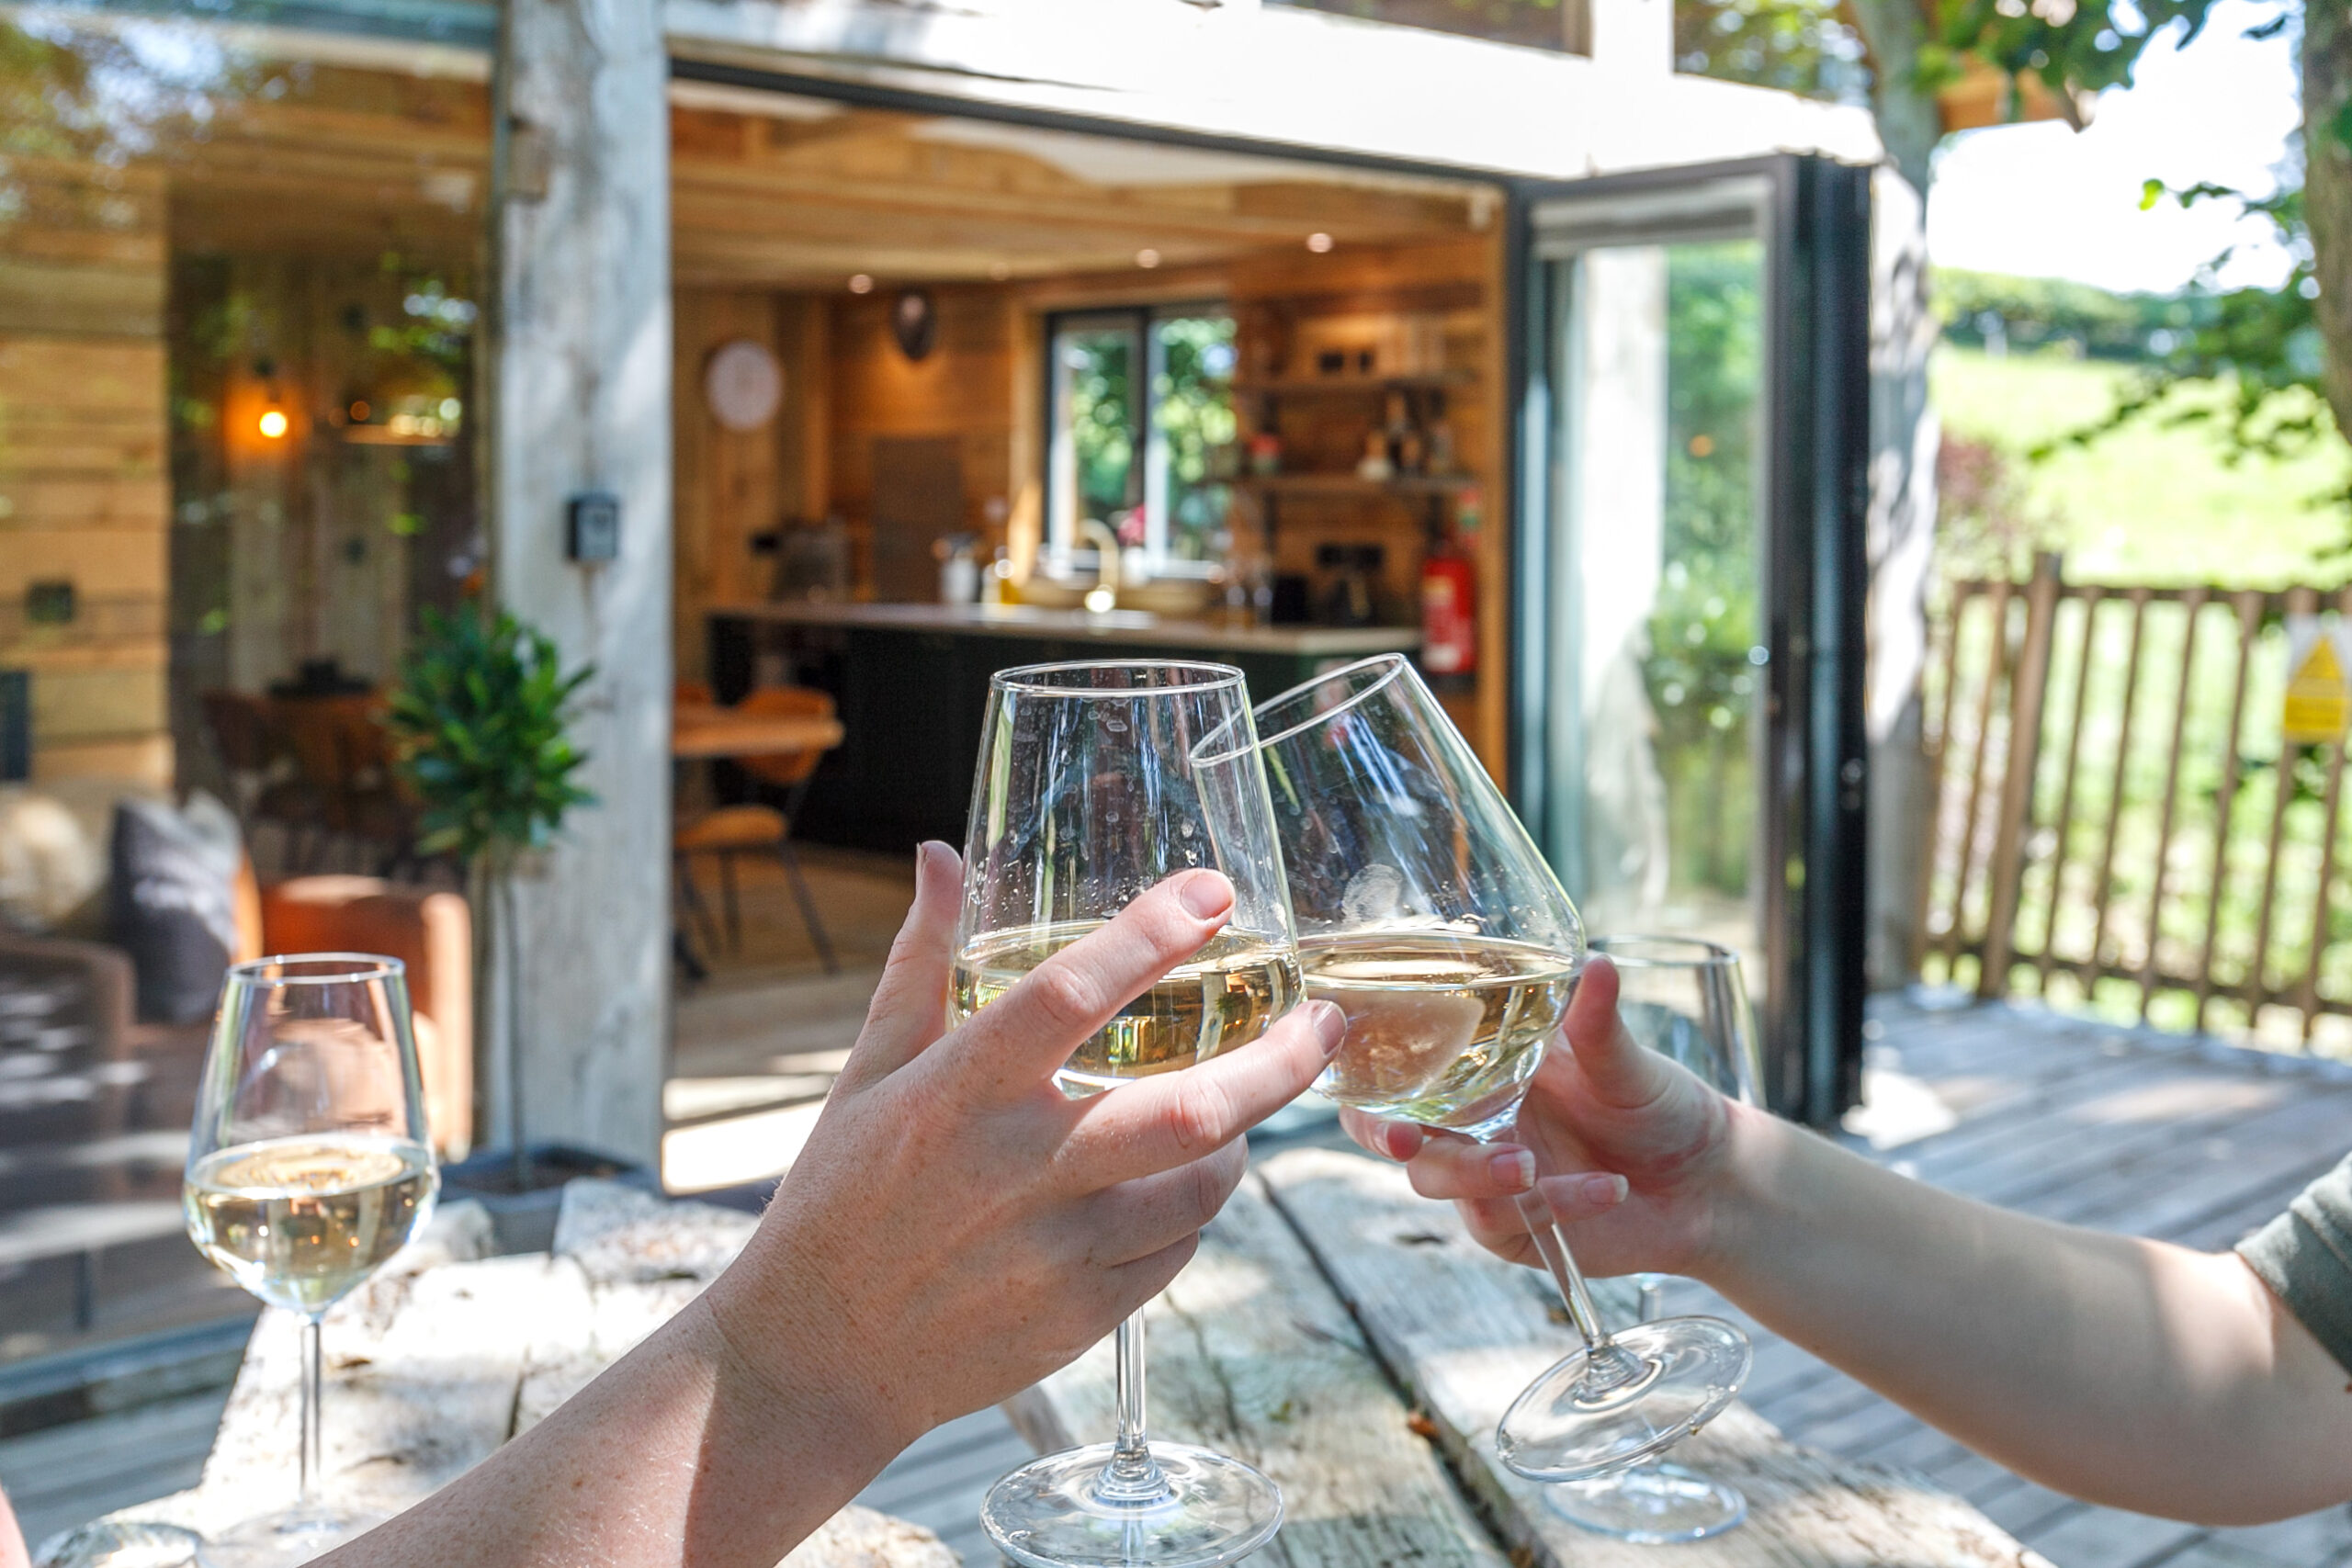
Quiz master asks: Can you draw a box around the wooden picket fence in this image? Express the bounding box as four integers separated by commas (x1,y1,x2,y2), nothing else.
1919,553,2352,1051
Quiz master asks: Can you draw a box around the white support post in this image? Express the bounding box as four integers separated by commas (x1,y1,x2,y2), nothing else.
484,0,673,1168
1864,164,1939,989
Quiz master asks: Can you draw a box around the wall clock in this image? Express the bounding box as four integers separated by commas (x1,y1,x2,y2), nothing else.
703,338,784,432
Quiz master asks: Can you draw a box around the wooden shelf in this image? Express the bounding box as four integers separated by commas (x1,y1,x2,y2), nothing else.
1233,472,1476,498
1232,370,1476,397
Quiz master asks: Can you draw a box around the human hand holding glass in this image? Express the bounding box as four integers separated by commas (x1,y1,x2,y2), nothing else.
183,954,437,1566
1544,935,1762,1541
957,660,1299,1568
1207,655,1750,1481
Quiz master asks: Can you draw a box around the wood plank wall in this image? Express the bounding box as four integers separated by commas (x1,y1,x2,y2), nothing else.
0,156,173,788
826,284,1019,595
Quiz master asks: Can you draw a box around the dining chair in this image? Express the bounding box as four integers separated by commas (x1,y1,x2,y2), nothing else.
672,685,841,974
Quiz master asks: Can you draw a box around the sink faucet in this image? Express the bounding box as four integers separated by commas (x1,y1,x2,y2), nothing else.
1076,518,1123,611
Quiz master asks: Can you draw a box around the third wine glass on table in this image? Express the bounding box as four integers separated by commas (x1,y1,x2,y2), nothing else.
1197,654,1751,1482
184,953,438,1566
1546,934,1764,1542
957,660,1298,1568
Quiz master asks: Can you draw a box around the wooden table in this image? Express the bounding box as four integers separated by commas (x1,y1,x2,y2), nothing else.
101,1159,2045,1568
1012,1148,2052,1568
672,703,844,760
97,1183,954,1567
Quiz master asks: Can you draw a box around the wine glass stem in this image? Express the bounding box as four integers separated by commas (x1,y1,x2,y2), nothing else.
1638,1278,1663,1325
299,1312,325,1510
1510,1189,1612,1354
1095,1307,1169,1504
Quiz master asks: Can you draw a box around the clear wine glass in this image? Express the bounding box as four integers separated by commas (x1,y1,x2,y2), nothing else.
1199,655,1750,1482
1545,934,1762,1542
183,954,438,1566
958,660,1299,1568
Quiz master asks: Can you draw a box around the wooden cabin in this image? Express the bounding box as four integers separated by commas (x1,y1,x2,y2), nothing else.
0,0,1912,1145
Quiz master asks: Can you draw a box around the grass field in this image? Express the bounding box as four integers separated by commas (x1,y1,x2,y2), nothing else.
1931,346,2352,589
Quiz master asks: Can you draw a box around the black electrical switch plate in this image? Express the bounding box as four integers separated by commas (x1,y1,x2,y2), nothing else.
25,581,74,625
568,492,620,562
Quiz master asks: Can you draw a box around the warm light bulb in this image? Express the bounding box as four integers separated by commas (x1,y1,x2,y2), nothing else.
1083,584,1117,614
257,409,289,439
1306,232,1334,254
848,274,875,294
1135,248,1161,269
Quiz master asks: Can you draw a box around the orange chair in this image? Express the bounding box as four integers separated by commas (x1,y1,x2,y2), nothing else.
673,686,840,973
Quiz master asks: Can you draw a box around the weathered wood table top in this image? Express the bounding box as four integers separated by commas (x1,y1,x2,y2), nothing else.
1015,1148,2052,1568
102,1182,955,1566
106,1154,2047,1567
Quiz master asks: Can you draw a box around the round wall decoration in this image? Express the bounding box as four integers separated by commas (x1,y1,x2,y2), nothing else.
891,289,938,362
703,338,784,432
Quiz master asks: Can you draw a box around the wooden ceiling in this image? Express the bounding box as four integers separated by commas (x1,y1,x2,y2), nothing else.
139,63,1489,284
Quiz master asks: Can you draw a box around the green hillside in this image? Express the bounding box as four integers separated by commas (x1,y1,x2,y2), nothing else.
1931,347,2352,590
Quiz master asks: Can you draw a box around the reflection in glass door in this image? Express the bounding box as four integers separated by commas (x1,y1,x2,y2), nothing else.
1555,237,1766,954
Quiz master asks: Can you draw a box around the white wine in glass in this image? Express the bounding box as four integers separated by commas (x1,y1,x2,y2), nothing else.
959,660,1298,1568
1199,654,1751,1483
953,922,1297,1091
184,953,438,1566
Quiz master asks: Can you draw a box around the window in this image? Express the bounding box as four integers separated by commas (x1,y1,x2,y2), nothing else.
1046,307,1235,570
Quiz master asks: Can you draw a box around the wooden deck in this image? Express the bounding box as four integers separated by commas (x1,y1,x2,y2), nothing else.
8,990,2352,1563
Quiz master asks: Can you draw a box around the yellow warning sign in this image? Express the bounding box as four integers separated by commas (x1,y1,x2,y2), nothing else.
2284,626,2351,743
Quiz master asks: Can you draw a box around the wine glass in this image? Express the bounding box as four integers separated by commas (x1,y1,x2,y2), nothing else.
1200,655,1750,1482
958,660,1299,1568
183,954,438,1566
1545,934,1761,1542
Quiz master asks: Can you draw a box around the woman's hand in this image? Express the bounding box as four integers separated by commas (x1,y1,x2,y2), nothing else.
1340,954,1747,1280
707,842,1346,1458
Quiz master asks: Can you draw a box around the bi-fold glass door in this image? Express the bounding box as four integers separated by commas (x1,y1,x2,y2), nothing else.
1511,156,1871,1123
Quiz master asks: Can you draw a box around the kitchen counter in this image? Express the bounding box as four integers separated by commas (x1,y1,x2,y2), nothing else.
707,600,1421,658
707,602,1422,851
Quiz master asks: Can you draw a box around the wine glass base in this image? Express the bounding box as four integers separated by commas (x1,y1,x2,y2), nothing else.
1496,1315,1752,1483
198,1506,384,1567
1545,1462,1747,1543
31,1520,209,1567
981,1441,1283,1568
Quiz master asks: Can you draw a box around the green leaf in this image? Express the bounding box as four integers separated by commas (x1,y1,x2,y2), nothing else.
386,605,599,864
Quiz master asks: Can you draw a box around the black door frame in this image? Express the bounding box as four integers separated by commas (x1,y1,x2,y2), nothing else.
1506,155,1871,1126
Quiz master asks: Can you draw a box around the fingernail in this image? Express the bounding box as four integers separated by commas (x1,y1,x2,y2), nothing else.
1180,871,1234,919
1544,1174,1628,1209
1380,1122,1424,1160
1309,1000,1347,1057
917,840,950,873
1491,1148,1536,1192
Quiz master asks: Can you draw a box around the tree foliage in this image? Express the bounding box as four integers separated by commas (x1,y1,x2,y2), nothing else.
1927,1,2352,529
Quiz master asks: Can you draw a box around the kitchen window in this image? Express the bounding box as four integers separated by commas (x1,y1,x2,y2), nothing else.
1045,306,1236,570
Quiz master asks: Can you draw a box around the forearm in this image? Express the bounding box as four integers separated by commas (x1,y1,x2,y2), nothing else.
1702,1107,2352,1523
320,1294,901,1568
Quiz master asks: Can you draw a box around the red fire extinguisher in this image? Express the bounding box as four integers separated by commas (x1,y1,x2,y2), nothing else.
1421,538,1476,676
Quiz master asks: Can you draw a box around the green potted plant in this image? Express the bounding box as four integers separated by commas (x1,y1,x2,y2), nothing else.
385,605,595,1190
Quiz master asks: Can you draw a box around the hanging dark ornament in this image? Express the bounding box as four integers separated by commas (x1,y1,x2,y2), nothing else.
891,288,938,362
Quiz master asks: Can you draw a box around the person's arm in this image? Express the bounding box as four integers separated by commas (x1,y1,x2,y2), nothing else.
322,846,1345,1568
1344,957,2352,1527
1,1482,28,1568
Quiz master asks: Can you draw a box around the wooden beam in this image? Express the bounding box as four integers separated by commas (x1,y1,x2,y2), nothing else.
487,0,673,1168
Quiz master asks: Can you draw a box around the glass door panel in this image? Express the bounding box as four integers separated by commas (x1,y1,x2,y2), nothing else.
1550,237,1767,960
